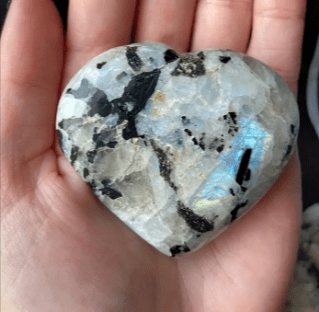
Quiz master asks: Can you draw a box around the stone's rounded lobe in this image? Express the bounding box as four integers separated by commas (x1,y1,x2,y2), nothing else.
56,43,299,256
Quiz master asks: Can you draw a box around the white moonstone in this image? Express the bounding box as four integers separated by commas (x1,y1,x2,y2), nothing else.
56,43,299,256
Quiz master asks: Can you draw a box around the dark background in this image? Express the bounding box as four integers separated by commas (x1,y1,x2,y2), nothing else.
1,0,318,209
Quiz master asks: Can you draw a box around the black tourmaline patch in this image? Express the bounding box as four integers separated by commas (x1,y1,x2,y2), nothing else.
302,222,312,230
177,201,215,233
219,56,231,64
150,140,178,192
192,137,198,145
106,141,118,148
222,112,239,136
92,128,118,149
230,200,248,222
184,129,192,136
181,116,190,125
67,69,160,141
244,168,251,181
164,49,179,63
240,186,247,193
126,46,143,71
120,69,161,140
297,248,310,261
171,55,206,78
97,61,107,69
58,120,65,129
99,179,123,200
199,133,205,150
197,51,205,60
216,145,224,153
56,129,63,148
290,124,296,135
307,263,319,288
116,71,127,81
70,145,80,166
87,179,96,188
229,112,237,124
81,69,160,140
208,138,219,150
87,150,97,163
83,168,89,178
230,188,235,196
170,243,191,257
283,144,292,161
236,148,252,186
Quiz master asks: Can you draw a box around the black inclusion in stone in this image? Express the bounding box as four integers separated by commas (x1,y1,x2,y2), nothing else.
219,56,231,64
150,140,178,192
56,129,63,148
236,149,252,186
126,46,143,71
70,145,80,166
197,51,205,60
240,186,247,193
192,137,198,145
87,89,111,117
290,124,296,135
84,68,160,140
97,61,106,69
216,145,224,153
83,168,89,178
86,150,97,163
307,263,319,288
92,129,118,149
116,71,127,81
120,69,161,140
58,120,65,129
229,112,237,124
297,248,310,261
184,129,192,136
171,55,206,78
177,201,215,233
302,222,311,230
164,49,179,63
106,141,118,148
87,179,96,189
170,243,191,257
181,116,190,125
244,168,251,181
100,180,123,200
199,133,205,150
283,144,292,161
230,188,235,196
230,200,248,222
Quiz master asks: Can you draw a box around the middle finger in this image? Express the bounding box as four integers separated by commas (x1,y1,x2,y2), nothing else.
64,0,137,86
134,0,198,52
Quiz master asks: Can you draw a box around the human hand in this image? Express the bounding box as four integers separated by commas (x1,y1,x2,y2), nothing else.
1,0,305,311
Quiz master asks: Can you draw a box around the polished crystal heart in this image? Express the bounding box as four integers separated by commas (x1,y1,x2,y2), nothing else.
56,43,299,256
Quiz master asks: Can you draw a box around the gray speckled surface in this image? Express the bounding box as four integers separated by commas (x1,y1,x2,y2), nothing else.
285,203,319,312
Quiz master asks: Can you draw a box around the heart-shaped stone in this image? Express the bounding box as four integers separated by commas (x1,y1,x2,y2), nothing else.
56,43,299,256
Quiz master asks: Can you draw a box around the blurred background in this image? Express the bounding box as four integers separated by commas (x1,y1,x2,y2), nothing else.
1,0,318,209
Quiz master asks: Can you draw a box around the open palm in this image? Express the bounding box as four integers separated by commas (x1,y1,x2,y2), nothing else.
1,0,305,311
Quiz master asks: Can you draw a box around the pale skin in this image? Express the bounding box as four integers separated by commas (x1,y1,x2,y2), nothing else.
1,0,306,311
